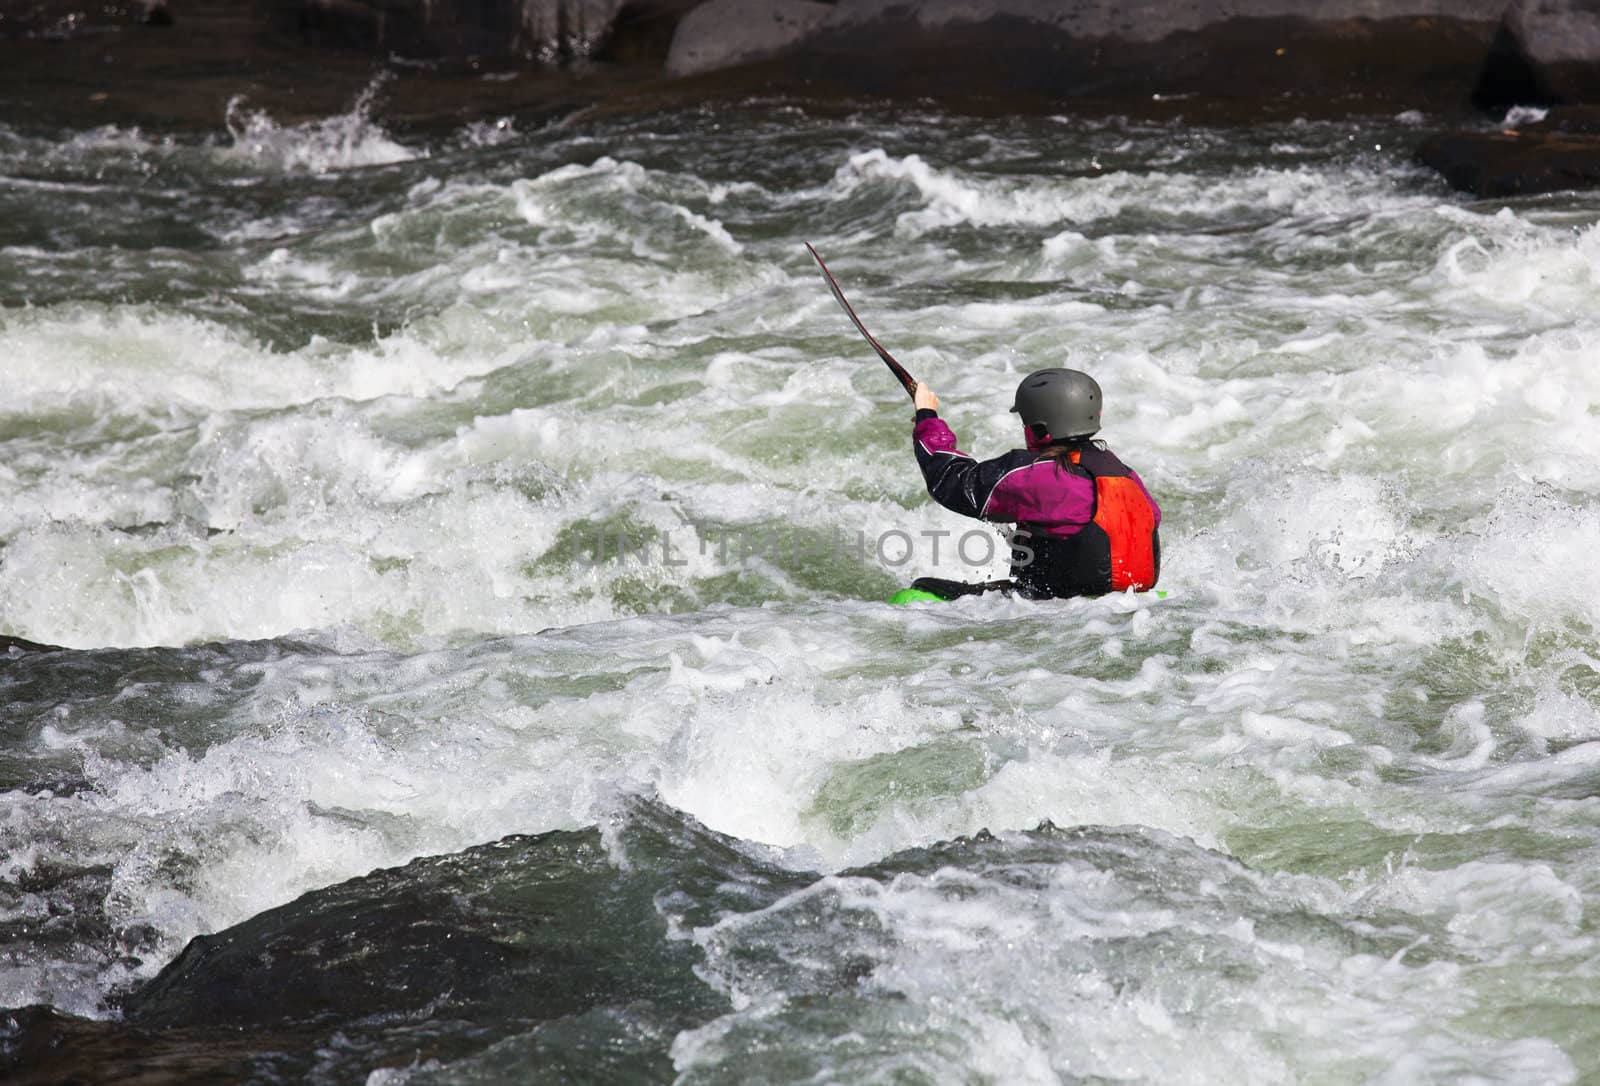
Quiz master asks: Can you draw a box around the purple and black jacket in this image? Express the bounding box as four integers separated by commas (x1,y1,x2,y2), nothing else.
912,408,1162,598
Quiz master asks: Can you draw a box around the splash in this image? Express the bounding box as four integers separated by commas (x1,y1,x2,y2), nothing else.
220,80,419,174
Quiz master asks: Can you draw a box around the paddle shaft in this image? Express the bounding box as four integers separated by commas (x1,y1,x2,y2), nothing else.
806,243,918,400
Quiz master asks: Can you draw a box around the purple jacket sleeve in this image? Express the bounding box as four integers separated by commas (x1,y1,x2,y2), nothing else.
912,412,1019,520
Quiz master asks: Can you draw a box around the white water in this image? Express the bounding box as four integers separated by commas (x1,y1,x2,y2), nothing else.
4,103,1600,1080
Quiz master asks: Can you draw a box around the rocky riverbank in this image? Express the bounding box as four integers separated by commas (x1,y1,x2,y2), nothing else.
5,0,1600,193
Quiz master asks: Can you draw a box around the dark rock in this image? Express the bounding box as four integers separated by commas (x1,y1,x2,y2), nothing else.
276,0,623,61
664,0,1511,109
0,0,147,39
0,0,622,134
278,0,405,53
665,0,833,77
0,635,64,655
0,1006,289,1086
1525,103,1600,132
592,0,704,64
122,826,722,1031
19,0,1600,133
1507,0,1600,102
1417,127,1600,195
4,799,802,1085
1472,16,1552,110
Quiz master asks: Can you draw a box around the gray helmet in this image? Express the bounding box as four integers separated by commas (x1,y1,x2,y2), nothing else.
1010,368,1102,440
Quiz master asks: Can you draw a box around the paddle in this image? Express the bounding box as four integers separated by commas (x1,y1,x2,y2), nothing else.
805,242,918,400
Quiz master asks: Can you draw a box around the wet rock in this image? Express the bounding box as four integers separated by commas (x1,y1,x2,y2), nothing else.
0,635,65,655
0,0,152,39
1416,124,1600,196
16,0,1600,134
1507,0,1600,103
664,0,1510,107
281,0,623,61
593,0,706,63
122,826,723,1031
0,0,613,134
2,800,805,1085
1525,102,1600,131
1472,16,1552,111
665,0,833,77
0,1006,284,1086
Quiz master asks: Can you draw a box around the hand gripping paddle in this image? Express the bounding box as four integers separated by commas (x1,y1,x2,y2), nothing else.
806,242,918,400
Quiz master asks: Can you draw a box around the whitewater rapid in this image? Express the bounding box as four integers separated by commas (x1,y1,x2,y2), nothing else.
3,98,1600,1082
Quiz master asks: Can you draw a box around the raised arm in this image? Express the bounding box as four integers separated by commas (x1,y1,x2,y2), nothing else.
910,384,1022,520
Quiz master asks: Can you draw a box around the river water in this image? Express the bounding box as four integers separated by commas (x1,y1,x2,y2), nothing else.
3,95,1599,1083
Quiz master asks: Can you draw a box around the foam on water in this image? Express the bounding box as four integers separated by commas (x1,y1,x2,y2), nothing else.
0,303,533,422
831,148,1434,238
6,108,1600,1079
218,87,419,175
671,825,1582,1084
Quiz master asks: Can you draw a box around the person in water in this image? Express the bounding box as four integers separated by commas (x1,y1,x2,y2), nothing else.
909,368,1161,600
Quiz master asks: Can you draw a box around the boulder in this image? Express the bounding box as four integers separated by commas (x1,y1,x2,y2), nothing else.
593,0,708,64
0,0,154,39
278,0,624,61
665,0,832,76
1506,0,1600,102
5,802,789,1086
821,0,1507,42
22,0,1600,130
1417,115,1600,195
664,0,1513,109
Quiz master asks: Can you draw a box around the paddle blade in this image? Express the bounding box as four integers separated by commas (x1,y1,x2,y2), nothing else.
806,243,918,399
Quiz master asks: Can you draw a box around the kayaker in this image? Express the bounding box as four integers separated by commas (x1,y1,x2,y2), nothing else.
909,368,1161,599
